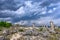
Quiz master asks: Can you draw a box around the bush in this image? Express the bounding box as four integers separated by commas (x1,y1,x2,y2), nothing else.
0,29,2,31
39,27,43,31
0,21,12,28
19,29,24,32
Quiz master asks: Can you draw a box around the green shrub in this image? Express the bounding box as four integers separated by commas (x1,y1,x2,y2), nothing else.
39,27,43,31
19,29,24,32
0,21,12,28
0,29,2,31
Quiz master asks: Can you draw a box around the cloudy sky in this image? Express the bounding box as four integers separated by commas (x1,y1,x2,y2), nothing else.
0,0,60,26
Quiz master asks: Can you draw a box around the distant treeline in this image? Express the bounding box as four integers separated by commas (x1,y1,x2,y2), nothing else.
0,21,12,28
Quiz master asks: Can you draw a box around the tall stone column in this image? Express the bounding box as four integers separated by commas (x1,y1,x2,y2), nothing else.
32,23,35,28
50,21,55,31
32,23,36,30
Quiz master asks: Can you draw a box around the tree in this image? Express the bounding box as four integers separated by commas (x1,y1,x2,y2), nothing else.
0,21,12,28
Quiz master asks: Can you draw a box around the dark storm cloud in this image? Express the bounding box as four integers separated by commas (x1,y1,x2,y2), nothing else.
11,12,41,22
40,0,60,7
0,0,59,11
0,0,60,25
0,0,25,11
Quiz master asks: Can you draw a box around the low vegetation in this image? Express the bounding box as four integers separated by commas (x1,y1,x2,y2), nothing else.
0,21,12,29
38,27,43,31
19,29,24,32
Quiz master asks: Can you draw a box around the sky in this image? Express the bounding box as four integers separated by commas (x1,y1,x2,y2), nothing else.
0,0,60,26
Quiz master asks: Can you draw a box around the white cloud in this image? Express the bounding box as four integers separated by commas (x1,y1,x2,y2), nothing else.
53,8,56,11
16,16,60,26
48,10,53,13
16,7,25,15
41,11,46,14
41,7,47,14
0,17,12,21
15,16,53,25
53,19,60,26
14,1,41,16
15,1,47,16
15,20,29,25
25,1,32,7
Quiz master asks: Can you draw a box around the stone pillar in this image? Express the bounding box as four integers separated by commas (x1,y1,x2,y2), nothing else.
32,23,35,30
32,23,36,33
32,23,35,28
43,25,47,31
50,21,55,31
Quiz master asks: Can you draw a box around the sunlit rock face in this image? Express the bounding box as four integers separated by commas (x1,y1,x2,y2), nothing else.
23,25,39,36
49,21,56,33
10,33,22,40
3,29,10,35
0,36,4,40
50,21,55,31
23,29,39,36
